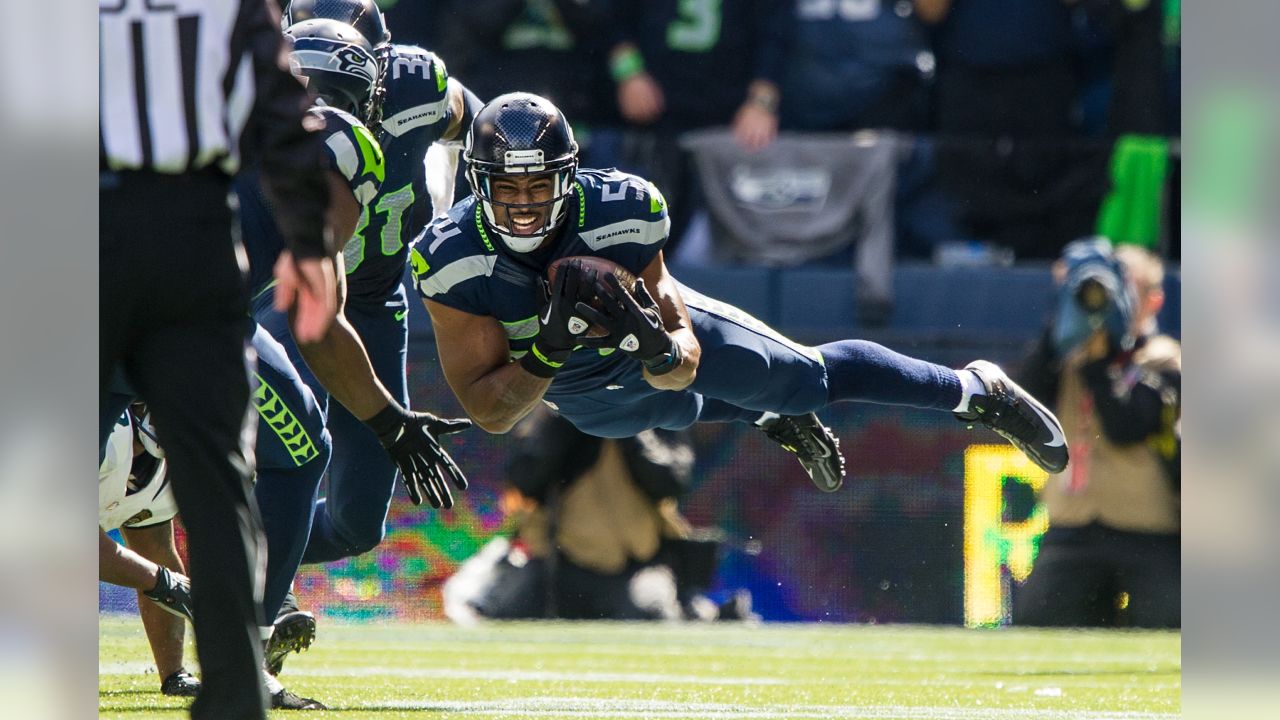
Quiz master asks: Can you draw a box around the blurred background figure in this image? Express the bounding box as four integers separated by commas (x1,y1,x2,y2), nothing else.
921,0,1076,137
781,0,934,134
420,0,616,138
921,0,1107,260
778,0,954,269
444,409,755,623
1014,239,1180,628
604,0,794,249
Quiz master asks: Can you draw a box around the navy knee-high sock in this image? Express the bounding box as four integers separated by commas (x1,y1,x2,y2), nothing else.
818,339,962,411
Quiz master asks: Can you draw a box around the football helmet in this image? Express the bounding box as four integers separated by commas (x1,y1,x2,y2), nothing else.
130,402,164,459
283,0,391,49
284,19,381,123
464,93,579,253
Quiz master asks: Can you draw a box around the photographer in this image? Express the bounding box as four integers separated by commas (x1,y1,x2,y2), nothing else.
1014,239,1180,628
444,408,753,622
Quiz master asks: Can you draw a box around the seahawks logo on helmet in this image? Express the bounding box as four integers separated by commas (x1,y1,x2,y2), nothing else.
285,19,381,123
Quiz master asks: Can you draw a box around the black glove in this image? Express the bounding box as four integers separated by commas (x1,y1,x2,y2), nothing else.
520,258,594,378
366,403,472,507
143,566,194,623
577,274,681,374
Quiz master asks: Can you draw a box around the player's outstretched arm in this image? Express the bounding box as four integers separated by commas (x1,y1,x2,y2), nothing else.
294,259,471,507
290,171,400,420
424,298,552,434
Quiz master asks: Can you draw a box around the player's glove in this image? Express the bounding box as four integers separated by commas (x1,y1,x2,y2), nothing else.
521,258,594,378
578,274,682,375
143,566,194,623
365,403,472,508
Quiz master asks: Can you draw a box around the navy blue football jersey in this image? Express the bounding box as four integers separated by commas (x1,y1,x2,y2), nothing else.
241,105,384,296
343,44,456,303
410,168,671,397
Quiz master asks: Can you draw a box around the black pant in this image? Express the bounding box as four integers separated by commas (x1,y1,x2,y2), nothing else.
101,170,267,719
1013,523,1180,629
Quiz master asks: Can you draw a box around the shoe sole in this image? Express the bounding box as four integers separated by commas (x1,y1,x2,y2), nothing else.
266,611,317,676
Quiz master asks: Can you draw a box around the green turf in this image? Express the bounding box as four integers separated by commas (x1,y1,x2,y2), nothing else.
99,615,1180,719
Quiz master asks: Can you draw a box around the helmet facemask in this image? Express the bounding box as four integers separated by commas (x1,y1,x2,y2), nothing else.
467,153,577,254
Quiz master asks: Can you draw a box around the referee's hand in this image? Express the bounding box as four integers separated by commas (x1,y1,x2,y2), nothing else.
274,251,337,343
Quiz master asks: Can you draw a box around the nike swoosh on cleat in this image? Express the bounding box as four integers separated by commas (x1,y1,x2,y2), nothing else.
1027,401,1066,448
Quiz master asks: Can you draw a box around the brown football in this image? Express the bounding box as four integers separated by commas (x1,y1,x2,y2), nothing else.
545,256,638,338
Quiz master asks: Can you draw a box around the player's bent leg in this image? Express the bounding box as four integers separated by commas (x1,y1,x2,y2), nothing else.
678,288,845,490
817,342,1067,472
818,339,962,410
304,400,394,560
265,589,317,676
249,325,332,621
682,286,830,416
301,292,408,563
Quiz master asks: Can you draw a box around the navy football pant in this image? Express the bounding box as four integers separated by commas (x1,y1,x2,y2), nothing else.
248,324,331,619
107,325,332,622
548,284,961,437
253,285,410,563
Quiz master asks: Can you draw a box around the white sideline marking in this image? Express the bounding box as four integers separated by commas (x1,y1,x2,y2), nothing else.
97,662,783,686
369,697,1181,719
98,661,1179,690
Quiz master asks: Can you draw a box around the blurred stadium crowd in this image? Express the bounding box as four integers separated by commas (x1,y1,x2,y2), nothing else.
388,0,1181,274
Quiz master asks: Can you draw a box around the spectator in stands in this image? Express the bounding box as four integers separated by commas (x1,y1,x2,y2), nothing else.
918,2,1113,259
918,0,1077,137
1071,0,1179,136
1014,240,1180,628
605,0,794,247
777,1,955,270
781,0,935,133
443,409,751,622
426,0,616,128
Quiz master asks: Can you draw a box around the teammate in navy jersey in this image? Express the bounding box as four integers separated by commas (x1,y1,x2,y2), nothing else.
257,0,484,567
413,93,1071,492
234,17,470,685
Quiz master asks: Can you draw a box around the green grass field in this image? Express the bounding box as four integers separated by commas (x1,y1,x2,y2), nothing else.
99,615,1180,719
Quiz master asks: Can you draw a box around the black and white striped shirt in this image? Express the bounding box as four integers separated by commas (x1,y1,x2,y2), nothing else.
101,0,335,258
100,0,308,176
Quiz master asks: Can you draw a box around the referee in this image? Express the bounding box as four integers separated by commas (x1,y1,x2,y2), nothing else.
101,1,337,717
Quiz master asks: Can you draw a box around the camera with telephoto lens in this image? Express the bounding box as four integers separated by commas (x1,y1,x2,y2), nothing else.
1051,237,1135,356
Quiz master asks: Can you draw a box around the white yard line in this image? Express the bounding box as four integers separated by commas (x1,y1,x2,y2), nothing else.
368,697,1181,719
98,661,1180,690
98,661,784,686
